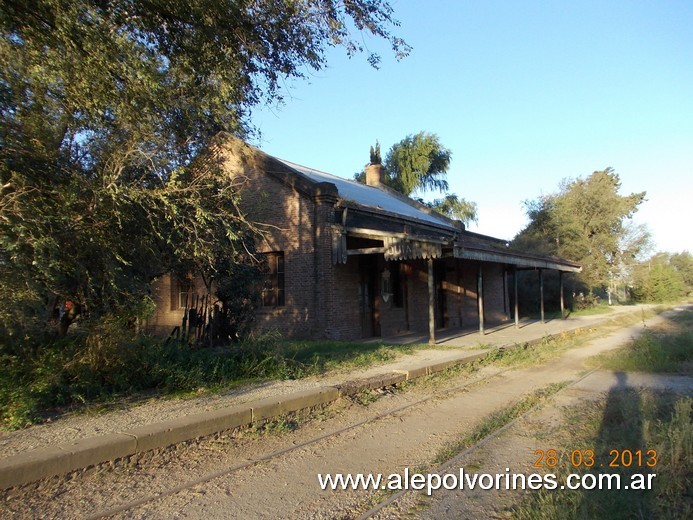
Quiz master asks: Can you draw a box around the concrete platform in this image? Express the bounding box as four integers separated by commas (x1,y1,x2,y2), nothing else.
0,304,670,490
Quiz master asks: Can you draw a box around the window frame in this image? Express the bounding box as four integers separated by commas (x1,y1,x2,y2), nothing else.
260,252,285,308
171,275,193,311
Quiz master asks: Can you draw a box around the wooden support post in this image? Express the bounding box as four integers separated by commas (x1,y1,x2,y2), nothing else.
514,265,519,329
428,258,435,345
560,271,565,319
478,263,485,335
539,268,545,324
503,268,509,319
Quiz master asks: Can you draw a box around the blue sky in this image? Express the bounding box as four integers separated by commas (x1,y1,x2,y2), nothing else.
250,0,693,254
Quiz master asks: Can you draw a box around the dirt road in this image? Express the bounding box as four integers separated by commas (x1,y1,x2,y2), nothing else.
2,307,690,519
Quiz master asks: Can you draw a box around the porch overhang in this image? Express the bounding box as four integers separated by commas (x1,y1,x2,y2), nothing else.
330,201,581,274
455,246,582,273
333,225,581,273
332,225,453,264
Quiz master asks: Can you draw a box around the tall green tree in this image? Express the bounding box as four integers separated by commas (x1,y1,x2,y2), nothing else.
512,168,649,294
355,132,478,226
0,0,409,339
669,251,693,293
383,132,452,196
631,253,685,302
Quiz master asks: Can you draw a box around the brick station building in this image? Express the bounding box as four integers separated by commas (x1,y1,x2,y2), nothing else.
149,136,581,342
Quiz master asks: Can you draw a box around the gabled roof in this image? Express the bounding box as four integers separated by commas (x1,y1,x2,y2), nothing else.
277,159,459,232
273,153,580,272
223,136,580,272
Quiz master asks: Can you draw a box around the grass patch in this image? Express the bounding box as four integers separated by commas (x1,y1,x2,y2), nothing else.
669,306,693,329
589,307,693,373
484,306,669,371
512,390,692,520
433,382,569,464
0,328,431,429
0,305,674,430
484,334,582,368
514,308,692,519
570,303,615,316
278,338,425,372
529,303,615,321
591,330,693,373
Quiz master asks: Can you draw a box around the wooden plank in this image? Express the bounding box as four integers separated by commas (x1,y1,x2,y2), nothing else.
346,247,387,255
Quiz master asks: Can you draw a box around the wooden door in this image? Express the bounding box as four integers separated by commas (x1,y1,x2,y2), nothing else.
359,257,380,338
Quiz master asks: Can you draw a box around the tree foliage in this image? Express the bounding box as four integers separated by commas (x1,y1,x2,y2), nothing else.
429,194,478,227
369,141,382,165
355,131,478,226
631,253,686,303
669,251,693,292
382,132,451,196
0,0,408,341
512,168,649,293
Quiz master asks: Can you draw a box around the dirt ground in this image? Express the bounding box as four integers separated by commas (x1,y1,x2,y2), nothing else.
378,369,692,519
1,306,690,519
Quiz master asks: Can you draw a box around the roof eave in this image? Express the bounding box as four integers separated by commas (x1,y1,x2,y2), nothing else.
457,246,582,272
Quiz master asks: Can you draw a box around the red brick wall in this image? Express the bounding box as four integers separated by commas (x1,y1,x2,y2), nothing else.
229,149,319,338
459,260,479,327
328,260,362,340
149,138,511,341
328,257,513,339
149,140,331,339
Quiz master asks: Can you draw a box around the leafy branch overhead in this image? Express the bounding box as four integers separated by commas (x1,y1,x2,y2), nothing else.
0,0,409,338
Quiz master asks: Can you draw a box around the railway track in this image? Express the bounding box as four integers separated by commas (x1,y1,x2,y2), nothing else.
7,306,679,519
356,369,599,519
87,364,523,519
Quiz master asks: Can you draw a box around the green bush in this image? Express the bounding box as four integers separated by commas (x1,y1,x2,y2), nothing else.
0,319,312,429
0,316,431,429
632,262,685,303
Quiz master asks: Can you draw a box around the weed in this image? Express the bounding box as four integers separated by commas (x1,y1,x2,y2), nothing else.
0,330,423,429
591,329,693,373
433,382,568,465
512,391,692,520
349,389,381,406
253,416,303,435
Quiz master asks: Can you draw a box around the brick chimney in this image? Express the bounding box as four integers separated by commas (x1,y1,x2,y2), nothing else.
365,164,384,187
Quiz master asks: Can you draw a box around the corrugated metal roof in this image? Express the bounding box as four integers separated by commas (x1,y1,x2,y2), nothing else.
277,159,457,231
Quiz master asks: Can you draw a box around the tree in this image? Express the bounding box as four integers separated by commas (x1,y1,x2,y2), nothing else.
355,132,478,226
428,194,478,227
669,251,693,293
0,0,409,340
369,141,382,165
382,132,451,196
512,168,649,294
631,253,685,302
